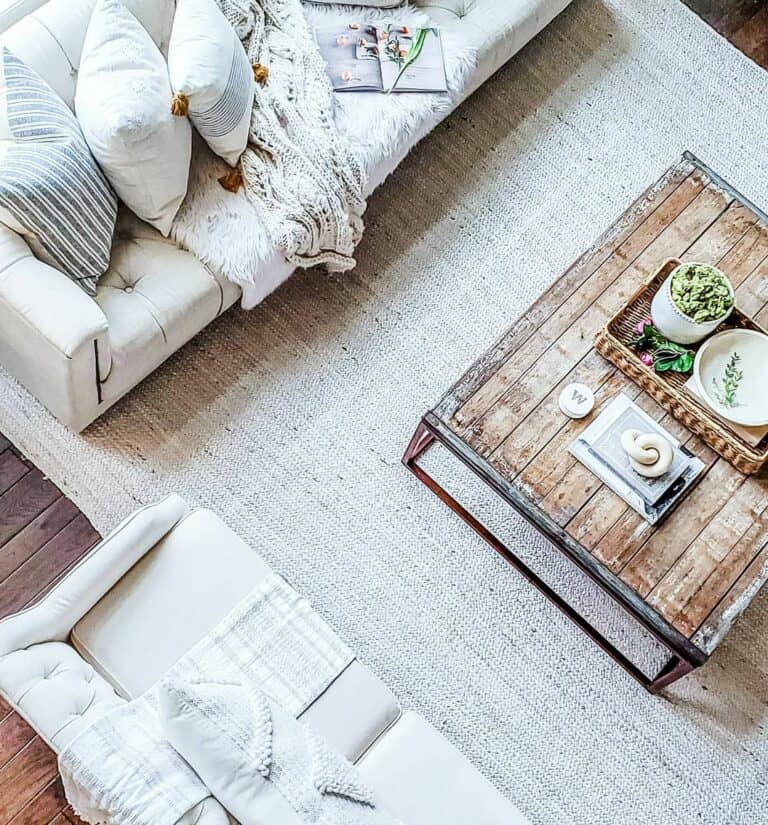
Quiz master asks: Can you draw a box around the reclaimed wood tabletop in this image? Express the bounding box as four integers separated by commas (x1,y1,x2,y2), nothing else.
413,154,768,687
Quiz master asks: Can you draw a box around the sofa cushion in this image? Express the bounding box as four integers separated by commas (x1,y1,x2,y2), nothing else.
0,48,117,294
76,0,191,236
0,0,175,109
0,641,124,752
359,712,531,825
94,210,239,392
301,661,400,764
168,0,254,167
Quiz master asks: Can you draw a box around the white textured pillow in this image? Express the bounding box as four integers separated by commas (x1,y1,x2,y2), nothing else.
160,680,390,825
75,0,191,236
168,0,254,168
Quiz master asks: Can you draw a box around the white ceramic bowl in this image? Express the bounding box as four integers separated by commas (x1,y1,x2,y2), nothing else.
651,262,734,345
693,329,768,426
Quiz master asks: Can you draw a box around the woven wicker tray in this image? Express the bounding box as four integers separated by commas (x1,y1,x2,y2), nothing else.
594,258,768,475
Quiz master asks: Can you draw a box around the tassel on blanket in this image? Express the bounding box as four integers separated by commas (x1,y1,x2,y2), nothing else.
252,63,269,85
219,167,244,192
171,93,189,117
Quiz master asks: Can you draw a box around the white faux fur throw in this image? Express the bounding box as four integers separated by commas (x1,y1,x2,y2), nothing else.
171,3,477,305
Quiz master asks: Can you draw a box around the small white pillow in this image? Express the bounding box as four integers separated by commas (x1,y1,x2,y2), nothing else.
160,680,389,825
168,0,254,167
75,0,191,236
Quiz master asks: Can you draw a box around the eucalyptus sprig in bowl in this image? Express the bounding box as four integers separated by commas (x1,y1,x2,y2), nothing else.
650,262,735,345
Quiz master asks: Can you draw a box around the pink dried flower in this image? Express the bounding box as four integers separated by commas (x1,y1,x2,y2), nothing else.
640,352,654,367
635,317,653,334
341,70,352,82
378,29,388,41
336,35,349,46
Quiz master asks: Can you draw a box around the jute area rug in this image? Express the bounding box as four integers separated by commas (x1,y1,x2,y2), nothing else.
2,1,768,822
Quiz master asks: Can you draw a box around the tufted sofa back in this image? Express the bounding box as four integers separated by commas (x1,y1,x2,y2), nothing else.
0,0,175,109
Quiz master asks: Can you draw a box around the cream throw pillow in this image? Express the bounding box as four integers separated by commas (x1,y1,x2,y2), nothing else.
168,0,254,168
75,0,191,236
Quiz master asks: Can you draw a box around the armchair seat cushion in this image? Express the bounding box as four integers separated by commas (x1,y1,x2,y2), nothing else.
71,508,273,700
71,506,401,763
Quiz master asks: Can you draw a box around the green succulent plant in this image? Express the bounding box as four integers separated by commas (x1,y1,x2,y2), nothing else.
670,264,733,323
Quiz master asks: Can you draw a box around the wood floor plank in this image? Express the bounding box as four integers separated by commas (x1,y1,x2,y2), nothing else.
0,515,99,618
0,472,60,548
683,0,768,67
0,497,77,587
0,712,36,771
0,738,59,823
731,5,768,65
5,778,68,825
0,452,29,498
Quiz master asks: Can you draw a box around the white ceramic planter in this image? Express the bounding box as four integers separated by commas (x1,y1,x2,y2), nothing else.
650,262,734,345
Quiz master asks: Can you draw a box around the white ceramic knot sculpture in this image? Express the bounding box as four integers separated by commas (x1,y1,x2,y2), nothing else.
620,429,674,478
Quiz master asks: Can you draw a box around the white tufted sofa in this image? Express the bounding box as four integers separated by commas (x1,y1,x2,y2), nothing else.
0,495,530,824
0,0,572,431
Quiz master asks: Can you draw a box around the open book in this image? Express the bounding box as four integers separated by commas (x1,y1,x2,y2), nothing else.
315,22,448,93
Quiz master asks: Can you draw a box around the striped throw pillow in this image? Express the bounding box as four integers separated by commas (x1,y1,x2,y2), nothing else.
0,49,117,295
168,0,254,168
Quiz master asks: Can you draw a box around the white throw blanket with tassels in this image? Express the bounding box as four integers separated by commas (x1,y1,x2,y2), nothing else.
169,1,478,308
58,573,356,825
173,0,367,280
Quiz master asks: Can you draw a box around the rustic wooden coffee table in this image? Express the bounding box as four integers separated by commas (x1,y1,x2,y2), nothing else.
404,153,768,692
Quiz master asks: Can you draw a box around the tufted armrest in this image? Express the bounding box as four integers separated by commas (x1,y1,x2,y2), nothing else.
0,495,189,659
0,224,112,430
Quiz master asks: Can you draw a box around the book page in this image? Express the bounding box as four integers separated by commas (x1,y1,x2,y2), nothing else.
378,26,447,93
314,23,382,91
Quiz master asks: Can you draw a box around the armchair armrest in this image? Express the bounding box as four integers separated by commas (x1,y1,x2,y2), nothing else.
0,495,189,658
0,224,111,429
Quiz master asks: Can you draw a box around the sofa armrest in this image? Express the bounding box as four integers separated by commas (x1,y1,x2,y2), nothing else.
0,495,189,658
0,225,111,429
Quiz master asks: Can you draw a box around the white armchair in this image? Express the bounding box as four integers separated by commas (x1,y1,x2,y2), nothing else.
0,494,529,825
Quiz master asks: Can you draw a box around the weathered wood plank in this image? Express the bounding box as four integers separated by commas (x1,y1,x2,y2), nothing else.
464,185,732,456
618,459,745,597
675,506,768,637
0,738,59,823
437,162,700,422
646,480,768,623
693,539,768,653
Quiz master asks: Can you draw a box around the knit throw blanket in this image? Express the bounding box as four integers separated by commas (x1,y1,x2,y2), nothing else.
173,0,366,278
58,573,355,824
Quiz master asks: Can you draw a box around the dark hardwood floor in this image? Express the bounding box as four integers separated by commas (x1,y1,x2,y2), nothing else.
683,0,768,67
0,433,97,825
